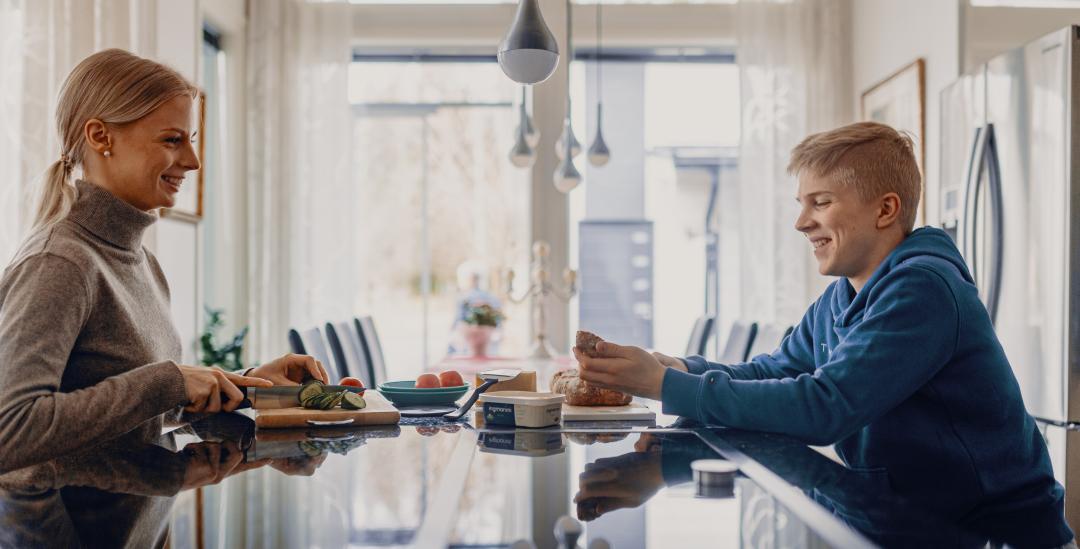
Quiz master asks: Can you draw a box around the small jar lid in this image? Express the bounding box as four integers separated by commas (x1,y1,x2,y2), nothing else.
479,391,565,406
691,459,739,475
692,459,738,499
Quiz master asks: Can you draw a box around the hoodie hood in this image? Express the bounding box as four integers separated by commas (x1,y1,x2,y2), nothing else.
830,227,972,328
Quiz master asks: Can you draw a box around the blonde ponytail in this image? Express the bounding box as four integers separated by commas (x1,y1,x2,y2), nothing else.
33,48,197,230
32,158,78,231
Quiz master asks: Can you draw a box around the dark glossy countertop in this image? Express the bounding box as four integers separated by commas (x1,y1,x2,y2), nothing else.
0,408,1026,549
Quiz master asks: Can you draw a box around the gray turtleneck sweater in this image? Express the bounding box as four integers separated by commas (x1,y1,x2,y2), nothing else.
0,180,189,472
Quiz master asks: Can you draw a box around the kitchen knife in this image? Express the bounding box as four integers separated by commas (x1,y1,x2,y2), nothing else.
235,385,365,410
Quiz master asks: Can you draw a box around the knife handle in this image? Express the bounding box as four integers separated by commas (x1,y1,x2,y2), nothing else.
231,386,253,410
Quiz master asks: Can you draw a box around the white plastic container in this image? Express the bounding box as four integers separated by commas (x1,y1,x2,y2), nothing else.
478,391,564,428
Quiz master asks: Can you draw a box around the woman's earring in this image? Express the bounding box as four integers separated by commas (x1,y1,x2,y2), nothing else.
103,150,111,158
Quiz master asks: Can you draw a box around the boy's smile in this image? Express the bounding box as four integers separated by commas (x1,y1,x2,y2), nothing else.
794,171,900,293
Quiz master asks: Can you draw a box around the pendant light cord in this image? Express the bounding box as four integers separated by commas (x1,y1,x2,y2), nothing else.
596,2,602,98
565,0,573,117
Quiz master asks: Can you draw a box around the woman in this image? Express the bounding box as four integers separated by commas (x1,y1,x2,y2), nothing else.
0,49,327,473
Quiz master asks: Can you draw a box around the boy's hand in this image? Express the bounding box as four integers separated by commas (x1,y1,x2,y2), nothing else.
651,352,688,372
574,341,666,400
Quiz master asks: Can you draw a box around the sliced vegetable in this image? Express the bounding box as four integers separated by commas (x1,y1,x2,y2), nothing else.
341,392,367,410
325,391,346,410
299,380,325,404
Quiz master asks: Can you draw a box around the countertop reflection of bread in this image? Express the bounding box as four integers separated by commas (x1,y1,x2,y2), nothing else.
552,330,633,407
565,432,629,445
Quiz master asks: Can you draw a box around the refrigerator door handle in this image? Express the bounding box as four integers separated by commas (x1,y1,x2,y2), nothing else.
961,123,1004,324
982,123,1004,324
961,126,987,281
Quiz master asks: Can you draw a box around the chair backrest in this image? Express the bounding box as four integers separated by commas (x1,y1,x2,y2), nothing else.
287,329,305,355
290,326,341,380
746,323,789,360
355,316,388,386
718,321,758,364
684,316,715,357
325,321,374,386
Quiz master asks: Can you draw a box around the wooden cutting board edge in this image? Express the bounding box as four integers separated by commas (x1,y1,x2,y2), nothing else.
254,390,401,429
561,402,656,421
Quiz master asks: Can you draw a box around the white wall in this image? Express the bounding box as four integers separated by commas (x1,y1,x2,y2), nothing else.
149,0,202,363
852,0,961,229
964,6,1080,71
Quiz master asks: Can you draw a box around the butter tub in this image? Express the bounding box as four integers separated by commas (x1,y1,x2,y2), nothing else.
478,391,564,428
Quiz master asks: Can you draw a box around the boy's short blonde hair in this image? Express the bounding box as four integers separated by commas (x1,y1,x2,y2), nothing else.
787,121,922,233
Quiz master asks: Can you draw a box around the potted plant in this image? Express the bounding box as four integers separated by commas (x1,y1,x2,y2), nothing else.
461,303,504,357
199,307,249,371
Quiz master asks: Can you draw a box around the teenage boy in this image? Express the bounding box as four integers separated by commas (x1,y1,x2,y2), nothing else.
575,122,1073,544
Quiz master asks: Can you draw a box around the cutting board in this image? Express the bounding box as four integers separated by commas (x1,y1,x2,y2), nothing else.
562,401,655,421
254,390,400,429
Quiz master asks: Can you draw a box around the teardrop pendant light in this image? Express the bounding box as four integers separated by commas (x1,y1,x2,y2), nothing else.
587,2,610,167
555,114,582,160
552,0,582,193
498,0,560,84
553,116,582,192
509,117,536,168
556,0,581,161
510,86,536,167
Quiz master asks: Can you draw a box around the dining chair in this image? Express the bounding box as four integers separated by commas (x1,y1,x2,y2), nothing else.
718,321,758,364
684,316,716,357
354,316,388,386
287,326,343,380
325,321,374,386
745,323,790,360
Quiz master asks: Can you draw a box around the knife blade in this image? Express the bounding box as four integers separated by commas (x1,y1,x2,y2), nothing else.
236,385,366,410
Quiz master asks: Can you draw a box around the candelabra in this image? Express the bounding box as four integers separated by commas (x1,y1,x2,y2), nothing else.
504,241,577,358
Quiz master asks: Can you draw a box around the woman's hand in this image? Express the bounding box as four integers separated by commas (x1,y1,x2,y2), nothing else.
177,365,272,413
574,341,667,400
246,354,329,386
180,440,271,490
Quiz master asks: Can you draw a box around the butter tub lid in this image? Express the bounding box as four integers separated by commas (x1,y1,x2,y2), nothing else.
479,391,565,406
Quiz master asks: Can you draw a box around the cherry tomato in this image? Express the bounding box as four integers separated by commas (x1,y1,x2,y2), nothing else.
339,377,364,388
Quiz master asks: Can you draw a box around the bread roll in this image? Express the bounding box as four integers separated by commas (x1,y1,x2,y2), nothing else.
551,369,632,406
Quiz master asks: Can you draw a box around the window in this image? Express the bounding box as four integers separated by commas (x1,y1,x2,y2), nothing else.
200,25,241,335
349,56,530,377
569,50,739,358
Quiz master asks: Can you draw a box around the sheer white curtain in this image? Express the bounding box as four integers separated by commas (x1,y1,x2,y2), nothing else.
245,0,360,364
735,0,852,327
0,0,152,263
217,1,358,547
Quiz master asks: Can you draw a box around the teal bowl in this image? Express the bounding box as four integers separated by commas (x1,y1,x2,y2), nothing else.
378,381,470,407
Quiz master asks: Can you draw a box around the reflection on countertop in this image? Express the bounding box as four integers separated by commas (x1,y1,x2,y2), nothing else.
0,412,1050,548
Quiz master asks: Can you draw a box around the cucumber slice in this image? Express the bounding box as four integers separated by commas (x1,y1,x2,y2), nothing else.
299,380,324,404
324,391,346,410
302,390,333,410
341,392,367,410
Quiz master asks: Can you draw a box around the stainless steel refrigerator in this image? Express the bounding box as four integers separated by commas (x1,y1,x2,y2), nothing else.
940,25,1080,528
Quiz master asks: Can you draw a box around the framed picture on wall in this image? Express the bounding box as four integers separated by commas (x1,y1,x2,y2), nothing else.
162,90,206,223
860,58,926,224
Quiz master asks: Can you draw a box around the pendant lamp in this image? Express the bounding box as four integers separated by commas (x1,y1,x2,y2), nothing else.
587,2,610,166
498,0,560,85
553,120,582,192
509,119,536,168
556,0,581,160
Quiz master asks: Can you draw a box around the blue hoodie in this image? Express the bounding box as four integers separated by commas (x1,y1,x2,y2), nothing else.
662,227,1072,544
